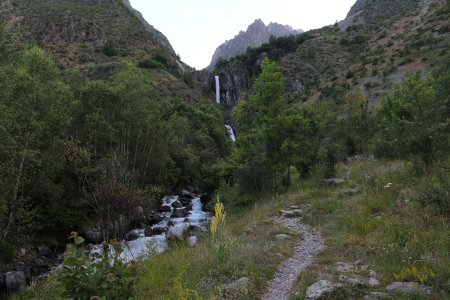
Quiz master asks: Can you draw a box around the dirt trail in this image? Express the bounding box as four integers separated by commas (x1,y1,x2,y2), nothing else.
262,215,325,300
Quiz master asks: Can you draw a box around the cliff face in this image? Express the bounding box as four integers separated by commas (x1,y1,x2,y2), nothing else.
207,19,302,70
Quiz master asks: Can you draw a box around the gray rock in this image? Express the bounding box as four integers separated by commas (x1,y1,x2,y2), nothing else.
385,282,431,294
166,226,186,240
220,277,251,298
336,261,355,273
340,188,360,195
144,226,153,237
84,228,102,243
306,280,342,299
320,178,346,186
187,236,198,247
34,255,49,267
274,234,290,241
181,190,195,199
159,205,171,213
187,225,204,236
148,214,163,226
37,244,52,257
339,275,365,286
171,201,183,209
5,271,26,292
124,229,140,241
15,262,31,280
369,277,380,286
280,209,302,218
171,208,190,218
152,227,166,235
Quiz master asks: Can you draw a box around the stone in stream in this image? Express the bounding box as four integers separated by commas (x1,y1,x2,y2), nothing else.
306,280,342,299
171,208,190,218
148,214,163,226
187,225,204,236
36,244,52,257
124,230,140,241
166,226,187,240
159,205,171,213
181,190,195,199
152,227,166,235
171,201,183,209
144,226,153,237
5,271,26,292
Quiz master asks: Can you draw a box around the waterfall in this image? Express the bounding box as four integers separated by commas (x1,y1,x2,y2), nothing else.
225,125,236,142
215,75,220,104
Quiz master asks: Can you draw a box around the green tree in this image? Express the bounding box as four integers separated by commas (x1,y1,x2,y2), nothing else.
374,72,449,165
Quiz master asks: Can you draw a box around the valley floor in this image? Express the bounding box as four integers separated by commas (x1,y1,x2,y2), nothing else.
11,159,449,299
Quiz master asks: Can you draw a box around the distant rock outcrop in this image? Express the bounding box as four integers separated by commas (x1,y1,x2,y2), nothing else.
207,19,302,70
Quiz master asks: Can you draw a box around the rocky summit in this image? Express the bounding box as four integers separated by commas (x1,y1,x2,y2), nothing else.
207,19,302,70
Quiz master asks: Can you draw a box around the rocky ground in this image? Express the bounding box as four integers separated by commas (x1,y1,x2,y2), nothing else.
262,206,325,300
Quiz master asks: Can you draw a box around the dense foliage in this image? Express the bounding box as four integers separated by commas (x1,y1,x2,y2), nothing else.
0,26,229,254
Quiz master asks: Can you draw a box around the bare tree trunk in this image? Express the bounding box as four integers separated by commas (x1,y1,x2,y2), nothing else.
2,140,29,238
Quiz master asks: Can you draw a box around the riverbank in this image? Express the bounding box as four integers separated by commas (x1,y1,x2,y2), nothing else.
10,159,449,299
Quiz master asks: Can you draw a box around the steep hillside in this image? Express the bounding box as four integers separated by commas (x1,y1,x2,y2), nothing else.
0,0,205,102
208,19,302,70
206,0,449,106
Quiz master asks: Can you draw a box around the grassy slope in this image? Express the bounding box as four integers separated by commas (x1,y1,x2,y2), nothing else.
138,159,449,299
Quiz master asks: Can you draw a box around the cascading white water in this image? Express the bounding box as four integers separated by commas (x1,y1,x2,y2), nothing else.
224,125,236,142
96,195,211,264
215,75,220,104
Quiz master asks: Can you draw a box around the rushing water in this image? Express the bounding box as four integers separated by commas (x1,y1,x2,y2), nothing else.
225,125,236,142
215,75,220,104
91,196,211,264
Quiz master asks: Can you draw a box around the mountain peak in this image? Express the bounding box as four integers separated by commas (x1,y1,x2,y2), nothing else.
207,19,301,70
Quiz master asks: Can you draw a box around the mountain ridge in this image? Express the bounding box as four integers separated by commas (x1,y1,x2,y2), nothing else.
207,18,302,70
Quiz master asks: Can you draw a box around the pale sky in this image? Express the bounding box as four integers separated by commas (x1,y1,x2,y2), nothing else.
129,0,356,69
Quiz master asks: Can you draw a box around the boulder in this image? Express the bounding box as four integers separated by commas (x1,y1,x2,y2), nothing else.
220,277,251,298
34,255,49,267
148,214,163,226
369,277,380,286
185,204,193,211
152,227,166,235
306,280,342,299
171,208,190,218
200,193,211,204
5,271,26,292
339,275,365,286
179,198,191,206
124,230,140,241
166,226,186,240
187,225,204,236
36,244,52,257
187,236,198,247
159,205,171,213
319,178,346,186
144,226,154,237
181,190,195,199
171,201,183,209
84,228,103,244
336,261,355,273
280,209,302,218
274,234,290,241
385,282,431,295
15,262,31,280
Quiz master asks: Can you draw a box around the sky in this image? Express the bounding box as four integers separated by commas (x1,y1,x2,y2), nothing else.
129,0,356,69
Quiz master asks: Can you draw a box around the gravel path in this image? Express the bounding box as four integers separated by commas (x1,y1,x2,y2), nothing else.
262,215,325,300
